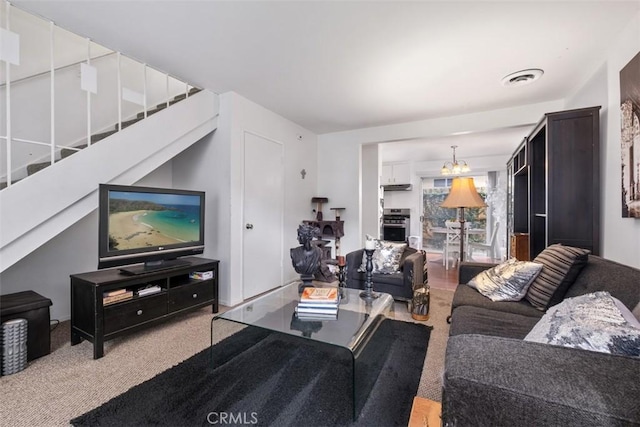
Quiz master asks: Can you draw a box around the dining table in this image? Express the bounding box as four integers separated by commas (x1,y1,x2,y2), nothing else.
427,226,486,266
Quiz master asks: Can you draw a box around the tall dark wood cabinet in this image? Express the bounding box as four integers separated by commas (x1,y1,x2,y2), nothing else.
507,106,600,260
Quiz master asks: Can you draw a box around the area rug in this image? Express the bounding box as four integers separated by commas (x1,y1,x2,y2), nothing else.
71,318,432,427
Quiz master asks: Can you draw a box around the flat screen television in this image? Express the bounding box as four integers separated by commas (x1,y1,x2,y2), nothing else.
98,184,205,275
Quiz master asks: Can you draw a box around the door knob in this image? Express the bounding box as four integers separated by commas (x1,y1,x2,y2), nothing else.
246,223,254,229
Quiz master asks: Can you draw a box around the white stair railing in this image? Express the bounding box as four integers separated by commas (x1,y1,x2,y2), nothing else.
0,1,199,188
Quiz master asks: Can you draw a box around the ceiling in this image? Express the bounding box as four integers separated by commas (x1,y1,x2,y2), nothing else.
11,0,640,160
378,125,534,163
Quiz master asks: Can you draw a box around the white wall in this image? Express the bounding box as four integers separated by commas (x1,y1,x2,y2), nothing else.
1,2,193,183
172,116,231,305
1,53,189,182
361,143,380,241
319,10,640,267
315,136,362,255
0,88,217,318
0,90,218,272
565,11,640,267
0,90,314,318
4,10,638,323
384,154,510,238
318,101,562,255
173,91,318,307
0,164,173,321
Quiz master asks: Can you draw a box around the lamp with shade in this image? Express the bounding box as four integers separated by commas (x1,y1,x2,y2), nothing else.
440,177,487,263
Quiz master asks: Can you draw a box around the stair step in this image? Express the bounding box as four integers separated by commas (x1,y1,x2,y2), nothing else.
61,146,87,158
136,104,166,119
148,105,166,116
173,93,187,102
170,88,200,103
132,89,201,119
120,116,143,129
27,161,51,176
91,130,117,143
0,178,24,190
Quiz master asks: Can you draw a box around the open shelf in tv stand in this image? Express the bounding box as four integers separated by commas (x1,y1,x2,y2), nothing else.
70,256,219,359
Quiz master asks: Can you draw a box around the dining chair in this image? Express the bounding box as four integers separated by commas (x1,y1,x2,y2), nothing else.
408,235,422,250
469,222,500,261
443,221,468,269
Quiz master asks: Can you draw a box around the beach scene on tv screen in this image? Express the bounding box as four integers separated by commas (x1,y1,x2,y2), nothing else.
108,191,201,251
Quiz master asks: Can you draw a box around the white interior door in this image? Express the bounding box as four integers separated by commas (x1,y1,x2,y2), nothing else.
243,132,284,299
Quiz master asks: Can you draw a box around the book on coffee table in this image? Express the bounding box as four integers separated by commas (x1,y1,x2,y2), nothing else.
300,287,339,304
295,309,338,321
295,305,338,315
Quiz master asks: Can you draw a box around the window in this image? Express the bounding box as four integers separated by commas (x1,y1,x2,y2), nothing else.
433,178,453,188
421,176,488,252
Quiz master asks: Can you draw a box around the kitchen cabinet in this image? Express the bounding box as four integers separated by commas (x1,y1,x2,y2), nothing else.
381,163,410,185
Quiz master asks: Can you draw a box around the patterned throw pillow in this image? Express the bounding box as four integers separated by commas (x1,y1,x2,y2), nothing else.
467,258,543,301
525,244,590,311
633,301,640,323
358,239,408,274
524,292,640,357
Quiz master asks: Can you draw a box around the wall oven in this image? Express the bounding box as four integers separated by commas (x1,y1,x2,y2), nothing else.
382,208,410,242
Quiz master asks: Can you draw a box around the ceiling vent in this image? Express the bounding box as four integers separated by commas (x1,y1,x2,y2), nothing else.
501,69,544,87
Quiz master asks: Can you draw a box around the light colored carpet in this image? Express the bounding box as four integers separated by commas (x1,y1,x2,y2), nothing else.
0,287,453,426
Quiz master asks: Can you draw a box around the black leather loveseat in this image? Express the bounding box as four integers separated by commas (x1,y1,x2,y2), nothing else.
345,246,427,300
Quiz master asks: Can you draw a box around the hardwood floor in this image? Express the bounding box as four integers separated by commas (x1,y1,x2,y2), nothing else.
425,251,497,291
425,252,459,291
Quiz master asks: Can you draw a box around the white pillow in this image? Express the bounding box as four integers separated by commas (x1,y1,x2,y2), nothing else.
613,297,640,329
358,238,407,274
631,301,640,323
524,291,640,357
467,258,543,301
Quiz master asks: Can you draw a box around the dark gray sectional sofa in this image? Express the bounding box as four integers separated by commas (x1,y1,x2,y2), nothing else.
443,255,640,426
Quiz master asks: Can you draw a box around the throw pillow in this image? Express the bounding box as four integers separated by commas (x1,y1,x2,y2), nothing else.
632,301,640,323
614,297,640,329
358,238,407,274
525,244,590,311
524,291,640,357
467,257,543,301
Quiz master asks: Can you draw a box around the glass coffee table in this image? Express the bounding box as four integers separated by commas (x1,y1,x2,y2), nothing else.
211,283,394,420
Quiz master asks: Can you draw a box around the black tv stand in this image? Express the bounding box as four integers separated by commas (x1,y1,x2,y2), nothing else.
71,256,219,359
118,259,191,276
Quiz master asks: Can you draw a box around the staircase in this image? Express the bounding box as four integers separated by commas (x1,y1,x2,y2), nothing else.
0,89,219,273
1,88,202,190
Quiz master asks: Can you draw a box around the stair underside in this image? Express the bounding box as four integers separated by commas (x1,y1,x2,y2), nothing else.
0,89,219,273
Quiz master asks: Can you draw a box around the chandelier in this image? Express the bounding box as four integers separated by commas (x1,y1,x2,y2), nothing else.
441,145,470,176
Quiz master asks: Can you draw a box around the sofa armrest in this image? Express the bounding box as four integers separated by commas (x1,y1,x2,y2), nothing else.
458,261,498,284
346,249,364,276
345,249,364,289
403,250,426,291
443,335,640,426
